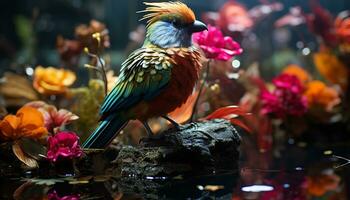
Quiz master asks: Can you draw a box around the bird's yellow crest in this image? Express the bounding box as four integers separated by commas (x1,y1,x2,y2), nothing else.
139,2,196,27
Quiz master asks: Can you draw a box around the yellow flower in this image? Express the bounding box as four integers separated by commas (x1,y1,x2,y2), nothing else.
304,80,340,111
33,66,76,95
282,64,311,85
313,52,348,90
0,106,48,141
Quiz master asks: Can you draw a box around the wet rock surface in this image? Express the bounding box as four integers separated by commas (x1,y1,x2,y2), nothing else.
114,119,241,177
0,120,242,199
0,119,241,179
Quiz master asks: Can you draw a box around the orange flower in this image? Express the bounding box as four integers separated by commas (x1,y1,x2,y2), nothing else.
335,11,350,44
0,106,48,141
304,80,340,111
33,66,76,95
306,173,340,196
282,64,311,85
313,52,348,90
25,101,79,133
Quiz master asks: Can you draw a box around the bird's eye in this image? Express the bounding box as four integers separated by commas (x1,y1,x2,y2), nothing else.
171,19,180,26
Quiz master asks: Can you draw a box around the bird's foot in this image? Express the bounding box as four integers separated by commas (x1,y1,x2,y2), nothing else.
139,122,153,144
142,121,154,137
162,115,181,130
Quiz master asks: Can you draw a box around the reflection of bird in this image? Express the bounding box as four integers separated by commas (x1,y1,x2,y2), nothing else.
83,2,207,148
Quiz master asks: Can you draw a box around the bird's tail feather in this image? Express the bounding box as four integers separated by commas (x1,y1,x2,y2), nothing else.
82,114,128,149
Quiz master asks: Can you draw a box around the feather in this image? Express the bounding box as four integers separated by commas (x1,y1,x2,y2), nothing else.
139,2,195,27
99,47,173,117
84,2,203,149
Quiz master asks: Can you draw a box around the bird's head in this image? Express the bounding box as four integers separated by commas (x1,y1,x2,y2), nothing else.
140,1,207,48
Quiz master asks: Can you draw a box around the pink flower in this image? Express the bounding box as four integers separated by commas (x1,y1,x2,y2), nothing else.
192,25,242,61
218,1,253,33
272,74,304,93
47,131,83,162
48,190,79,200
26,101,79,133
261,74,308,118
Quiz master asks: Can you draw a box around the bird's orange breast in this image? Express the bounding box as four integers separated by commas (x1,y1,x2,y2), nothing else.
130,48,201,121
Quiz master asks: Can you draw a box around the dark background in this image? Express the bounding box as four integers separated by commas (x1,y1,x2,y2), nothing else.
0,0,350,73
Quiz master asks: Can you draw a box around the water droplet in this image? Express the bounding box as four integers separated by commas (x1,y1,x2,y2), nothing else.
197,185,204,190
296,41,304,49
25,67,34,76
241,185,274,192
324,150,333,155
232,59,241,69
295,167,303,171
302,47,311,56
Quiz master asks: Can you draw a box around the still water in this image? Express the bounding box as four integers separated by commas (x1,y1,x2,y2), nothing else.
1,141,348,200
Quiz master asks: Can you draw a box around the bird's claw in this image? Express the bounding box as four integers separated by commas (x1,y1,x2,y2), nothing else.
161,115,181,130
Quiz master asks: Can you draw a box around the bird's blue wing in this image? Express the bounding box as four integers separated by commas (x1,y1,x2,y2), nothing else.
100,47,173,117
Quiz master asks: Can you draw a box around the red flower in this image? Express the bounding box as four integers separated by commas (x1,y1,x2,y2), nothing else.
335,11,350,44
47,131,83,162
306,1,338,47
193,25,242,61
261,74,308,118
218,1,253,33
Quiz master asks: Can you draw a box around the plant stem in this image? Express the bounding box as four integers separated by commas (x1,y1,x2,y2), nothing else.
96,55,108,96
190,59,211,122
85,39,108,96
95,36,108,96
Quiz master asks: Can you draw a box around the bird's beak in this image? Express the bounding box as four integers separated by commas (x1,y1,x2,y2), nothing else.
189,20,208,33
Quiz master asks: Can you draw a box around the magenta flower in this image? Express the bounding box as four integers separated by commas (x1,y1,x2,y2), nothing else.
261,74,308,118
272,73,304,93
48,190,79,200
192,25,243,61
47,131,83,162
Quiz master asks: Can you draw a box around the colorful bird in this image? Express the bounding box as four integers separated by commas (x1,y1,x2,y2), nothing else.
83,2,207,148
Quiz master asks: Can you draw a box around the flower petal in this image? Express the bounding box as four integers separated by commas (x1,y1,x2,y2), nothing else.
0,115,21,140
17,107,45,128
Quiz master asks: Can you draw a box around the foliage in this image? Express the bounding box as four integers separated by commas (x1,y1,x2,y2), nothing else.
69,80,105,141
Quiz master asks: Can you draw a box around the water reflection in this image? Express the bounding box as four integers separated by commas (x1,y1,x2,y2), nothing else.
2,143,349,200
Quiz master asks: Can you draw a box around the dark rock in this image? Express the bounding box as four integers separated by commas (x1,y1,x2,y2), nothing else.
0,119,241,179
113,119,241,177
